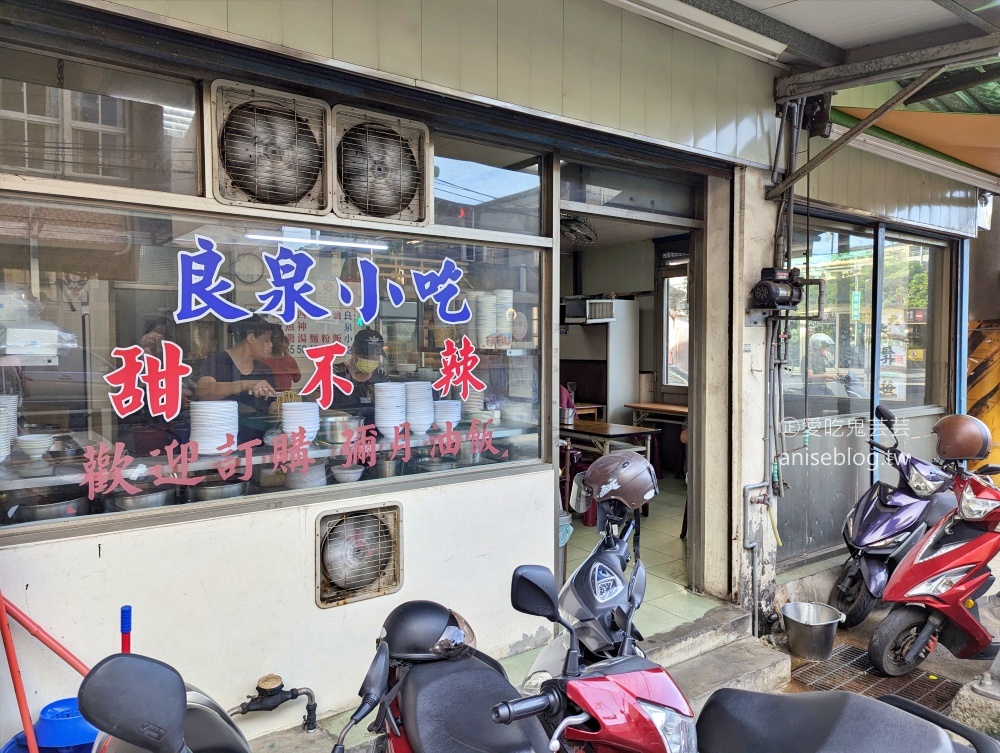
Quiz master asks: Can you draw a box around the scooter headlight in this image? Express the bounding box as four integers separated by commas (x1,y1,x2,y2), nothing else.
907,465,946,498
637,701,697,753
869,532,910,550
905,565,974,597
959,483,1000,520
521,670,552,696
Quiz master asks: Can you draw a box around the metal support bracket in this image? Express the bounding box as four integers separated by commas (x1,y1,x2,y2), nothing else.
973,651,1000,700
765,66,944,202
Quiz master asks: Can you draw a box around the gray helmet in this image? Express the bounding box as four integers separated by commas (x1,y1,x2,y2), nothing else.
572,451,658,512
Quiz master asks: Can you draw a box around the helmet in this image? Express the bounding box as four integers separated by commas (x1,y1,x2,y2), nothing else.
932,415,993,461
579,451,658,511
353,328,385,359
379,600,476,662
810,333,834,349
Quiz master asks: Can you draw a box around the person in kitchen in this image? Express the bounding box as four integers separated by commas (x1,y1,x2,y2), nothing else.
197,314,278,444
264,323,301,392
329,327,387,425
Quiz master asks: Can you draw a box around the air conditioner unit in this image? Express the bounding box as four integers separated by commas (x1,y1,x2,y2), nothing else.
332,106,432,226
316,505,401,608
211,80,331,214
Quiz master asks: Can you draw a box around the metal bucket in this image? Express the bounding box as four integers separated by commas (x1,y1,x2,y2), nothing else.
559,408,575,426
781,602,845,661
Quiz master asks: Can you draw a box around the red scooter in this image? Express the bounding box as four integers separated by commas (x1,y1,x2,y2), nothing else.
870,462,1000,676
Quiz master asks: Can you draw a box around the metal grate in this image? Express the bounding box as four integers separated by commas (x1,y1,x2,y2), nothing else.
212,81,330,213
316,506,401,608
332,106,430,225
791,644,962,713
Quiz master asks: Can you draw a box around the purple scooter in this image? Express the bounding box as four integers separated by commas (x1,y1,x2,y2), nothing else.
830,405,957,628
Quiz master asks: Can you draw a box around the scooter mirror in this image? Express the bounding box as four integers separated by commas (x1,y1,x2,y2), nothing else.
629,561,647,607
359,641,389,701
78,654,187,753
977,464,1000,477
510,565,560,621
875,404,896,431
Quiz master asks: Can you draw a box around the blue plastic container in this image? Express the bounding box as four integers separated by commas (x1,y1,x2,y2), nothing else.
1,698,97,753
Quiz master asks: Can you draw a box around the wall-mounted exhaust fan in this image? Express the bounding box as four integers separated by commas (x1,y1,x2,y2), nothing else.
332,106,432,226
316,506,401,608
211,81,331,214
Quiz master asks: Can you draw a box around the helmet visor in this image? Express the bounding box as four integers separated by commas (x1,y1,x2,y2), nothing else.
569,473,592,514
429,610,476,660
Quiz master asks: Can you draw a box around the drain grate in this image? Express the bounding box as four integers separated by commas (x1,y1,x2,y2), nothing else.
791,644,962,713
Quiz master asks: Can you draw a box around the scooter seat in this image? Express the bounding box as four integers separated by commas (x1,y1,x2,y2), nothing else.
697,689,967,753
399,655,549,753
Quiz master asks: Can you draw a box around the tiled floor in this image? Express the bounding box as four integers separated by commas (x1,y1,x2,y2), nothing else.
566,477,719,635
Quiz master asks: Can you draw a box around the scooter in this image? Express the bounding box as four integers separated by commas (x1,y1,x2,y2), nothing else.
869,463,1000,676
831,404,956,628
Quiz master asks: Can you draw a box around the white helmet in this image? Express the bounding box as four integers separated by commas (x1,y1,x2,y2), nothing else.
810,333,834,348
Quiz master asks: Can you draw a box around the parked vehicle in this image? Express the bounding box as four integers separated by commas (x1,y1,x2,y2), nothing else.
831,404,957,628
868,414,1000,676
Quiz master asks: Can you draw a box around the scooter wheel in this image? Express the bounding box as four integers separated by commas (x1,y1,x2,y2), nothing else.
830,558,878,629
869,605,934,676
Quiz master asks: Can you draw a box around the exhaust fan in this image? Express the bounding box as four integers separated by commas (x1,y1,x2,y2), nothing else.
316,505,401,608
332,106,432,226
211,81,331,214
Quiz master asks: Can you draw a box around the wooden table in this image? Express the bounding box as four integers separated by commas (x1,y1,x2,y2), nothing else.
573,402,604,421
559,419,659,459
625,402,688,427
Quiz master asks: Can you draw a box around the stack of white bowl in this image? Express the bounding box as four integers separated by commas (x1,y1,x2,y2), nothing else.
16,433,52,460
461,391,486,417
405,381,435,434
0,408,10,461
477,293,497,348
190,401,239,454
285,463,328,489
0,395,17,448
494,289,514,348
282,401,319,443
433,400,462,429
464,291,482,346
374,383,406,437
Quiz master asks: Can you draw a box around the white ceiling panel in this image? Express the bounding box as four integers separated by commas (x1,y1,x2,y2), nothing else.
737,0,967,49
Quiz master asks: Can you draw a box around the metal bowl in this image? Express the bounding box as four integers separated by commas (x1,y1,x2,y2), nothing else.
188,479,249,502
46,437,86,460
318,414,363,443
8,496,91,523
371,459,403,478
104,483,175,511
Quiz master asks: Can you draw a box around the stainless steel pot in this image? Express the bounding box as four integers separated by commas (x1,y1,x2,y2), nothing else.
188,479,249,502
5,495,90,523
105,484,175,511
371,459,403,478
318,414,363,443
559,408,575,425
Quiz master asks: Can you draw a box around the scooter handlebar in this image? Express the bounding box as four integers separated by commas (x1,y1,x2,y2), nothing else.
491,690,559,724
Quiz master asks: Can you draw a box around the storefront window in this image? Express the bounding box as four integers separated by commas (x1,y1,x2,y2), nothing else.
560,161,696,219
0,197,542,527
0,48,199,195
783,224,875,420
879,235,943,409
434,135,541,235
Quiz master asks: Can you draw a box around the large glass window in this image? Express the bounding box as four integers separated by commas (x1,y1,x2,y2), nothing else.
0,48,199,194
781,220,951,420
0,197,542,528
560,161,696,219
433,135,541,235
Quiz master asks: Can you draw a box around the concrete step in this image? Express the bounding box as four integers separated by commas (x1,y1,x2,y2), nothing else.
663,636,791,716
642,604,752,669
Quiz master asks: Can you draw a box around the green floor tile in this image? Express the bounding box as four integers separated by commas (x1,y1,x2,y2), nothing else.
646,590,719,621
635,605,687,636
638,572,688,600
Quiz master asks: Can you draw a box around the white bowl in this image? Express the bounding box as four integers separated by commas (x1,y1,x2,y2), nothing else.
396,364,417,373
330,465,365,483
17,434,53,459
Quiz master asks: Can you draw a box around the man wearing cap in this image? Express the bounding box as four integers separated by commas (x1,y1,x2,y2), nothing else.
329,327,388,423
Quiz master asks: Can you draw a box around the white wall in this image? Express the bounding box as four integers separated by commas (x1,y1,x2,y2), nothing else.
78,0,779,167
0,469,555,741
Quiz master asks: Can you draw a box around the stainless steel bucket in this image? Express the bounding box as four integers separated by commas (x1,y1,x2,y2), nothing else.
781,602,845,661
559,408,575,425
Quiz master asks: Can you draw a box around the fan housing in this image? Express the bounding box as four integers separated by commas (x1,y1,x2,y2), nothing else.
316,504,401,608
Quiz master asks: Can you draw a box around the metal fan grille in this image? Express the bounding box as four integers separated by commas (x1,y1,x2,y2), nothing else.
317,507,400,608
215,86,328,210
333,107,428,224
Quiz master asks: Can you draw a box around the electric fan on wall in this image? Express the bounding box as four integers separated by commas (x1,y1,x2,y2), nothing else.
316,507,401,607
211,81,331,214
332,106,432,225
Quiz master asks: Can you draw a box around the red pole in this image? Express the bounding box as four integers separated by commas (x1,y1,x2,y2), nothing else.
2,596,89,677
0,589,40,753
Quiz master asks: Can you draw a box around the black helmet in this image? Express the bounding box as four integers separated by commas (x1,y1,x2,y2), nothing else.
380,600,476,662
